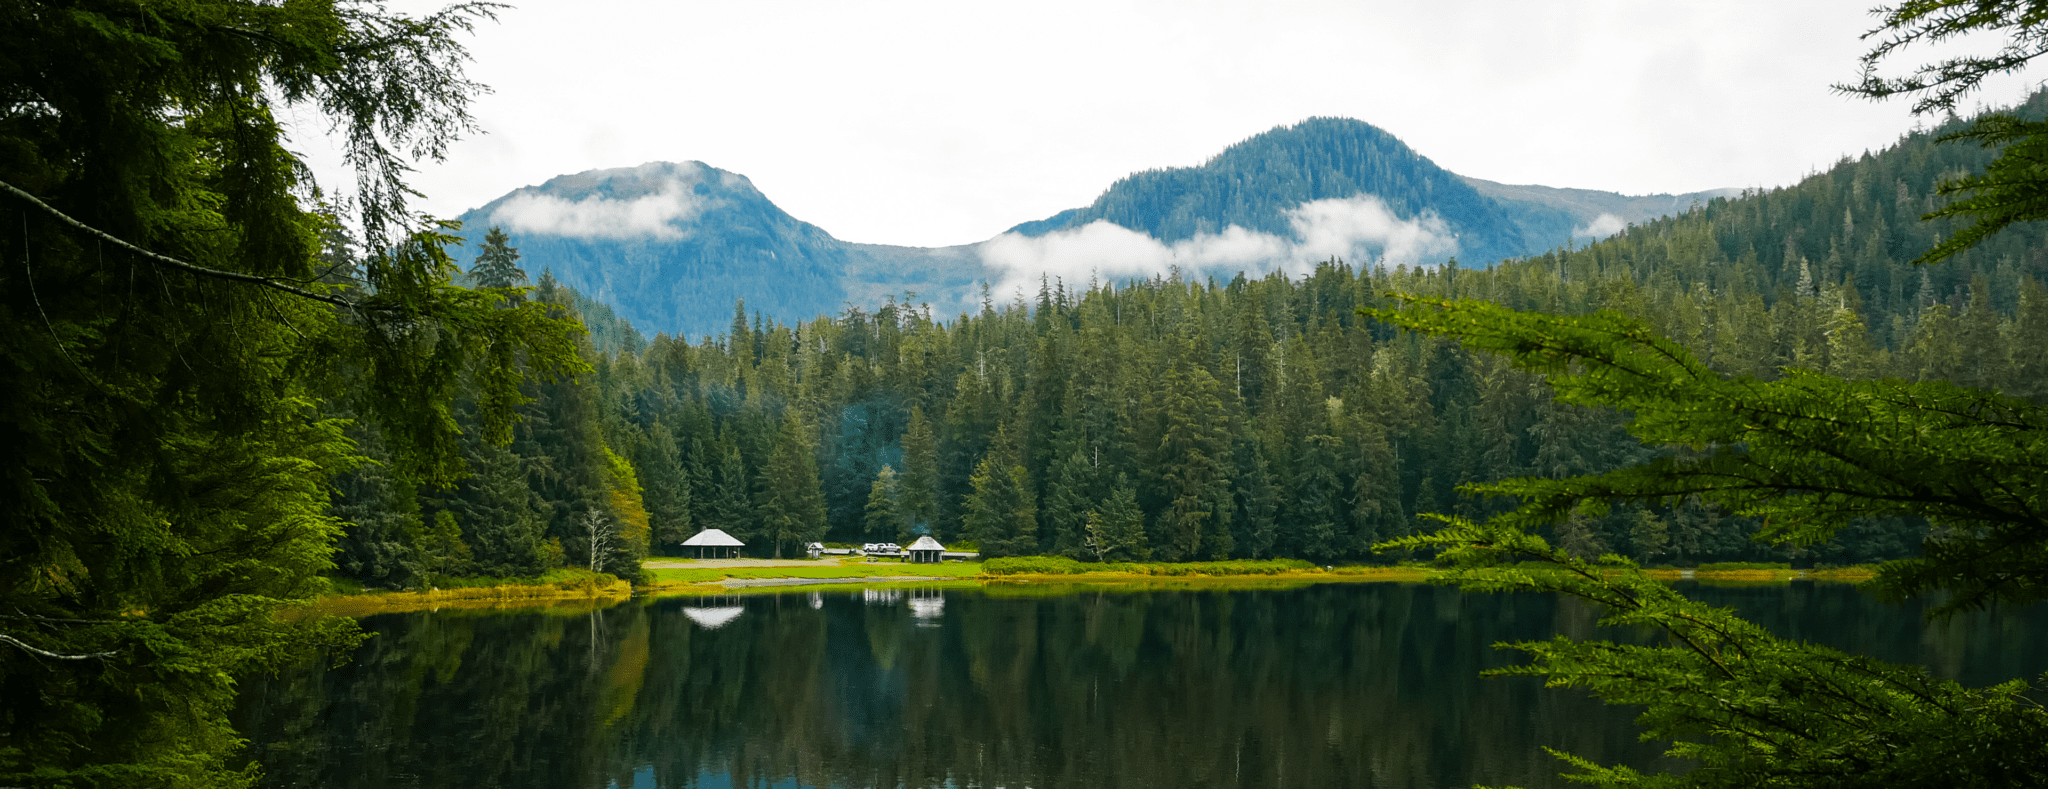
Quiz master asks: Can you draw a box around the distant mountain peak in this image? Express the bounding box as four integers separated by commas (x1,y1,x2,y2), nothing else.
473,161,769,241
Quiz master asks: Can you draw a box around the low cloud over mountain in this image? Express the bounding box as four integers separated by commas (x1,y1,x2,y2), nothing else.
447,119,1736,337
979,195,1457,296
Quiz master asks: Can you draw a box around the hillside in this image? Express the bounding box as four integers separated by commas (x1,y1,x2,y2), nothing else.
1007,117,1551,263
445,121,1739,337
448,162,857,339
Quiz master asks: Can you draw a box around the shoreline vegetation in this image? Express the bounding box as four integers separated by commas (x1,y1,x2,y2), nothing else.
304,568,634,618
304,557,1884,616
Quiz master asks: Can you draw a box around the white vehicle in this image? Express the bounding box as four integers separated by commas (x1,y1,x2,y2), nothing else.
882,543,901,553
861,543,880,554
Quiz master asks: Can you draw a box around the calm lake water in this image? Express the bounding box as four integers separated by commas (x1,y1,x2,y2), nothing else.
232,582,2048,789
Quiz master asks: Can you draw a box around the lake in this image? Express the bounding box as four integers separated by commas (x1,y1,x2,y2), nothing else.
232,581,2048,788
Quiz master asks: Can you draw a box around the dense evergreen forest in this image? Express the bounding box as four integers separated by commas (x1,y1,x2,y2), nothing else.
332,94,2048,589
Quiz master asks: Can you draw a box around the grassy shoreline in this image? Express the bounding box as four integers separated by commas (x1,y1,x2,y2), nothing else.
306,559,1885,616
303,569,632,618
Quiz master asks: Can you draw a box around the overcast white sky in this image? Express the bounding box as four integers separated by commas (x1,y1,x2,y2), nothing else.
292,0,2042,249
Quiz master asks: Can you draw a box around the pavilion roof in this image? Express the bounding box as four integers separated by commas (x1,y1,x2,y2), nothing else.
682,528,745,547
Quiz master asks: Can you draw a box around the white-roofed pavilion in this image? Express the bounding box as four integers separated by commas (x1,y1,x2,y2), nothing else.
907,535,945,564
681,528,745,559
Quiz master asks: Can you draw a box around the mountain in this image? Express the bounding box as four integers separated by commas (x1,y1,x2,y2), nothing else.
446,121,1736,337
1008,117,1545,262
449,162,856,339
1007,118,1741,262
1460,177,1745,244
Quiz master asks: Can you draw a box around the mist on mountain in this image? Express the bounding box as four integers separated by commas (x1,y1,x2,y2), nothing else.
446,119,1734,338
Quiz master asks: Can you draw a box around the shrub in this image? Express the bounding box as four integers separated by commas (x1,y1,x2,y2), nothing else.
983,556,1091,575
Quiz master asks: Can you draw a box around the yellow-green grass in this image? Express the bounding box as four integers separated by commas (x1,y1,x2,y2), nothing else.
301,569,632,618
979,558,1438,588
648,579,985,598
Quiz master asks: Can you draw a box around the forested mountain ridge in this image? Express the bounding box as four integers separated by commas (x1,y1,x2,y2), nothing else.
1009,117,1562,261
448,162,861,339
1460,176,1744,243
443,120,1734,338
335,94,2048,589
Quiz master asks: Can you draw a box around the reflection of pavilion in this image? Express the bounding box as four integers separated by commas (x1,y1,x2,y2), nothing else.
908,588,944,625
682,595,746,629
863,588,902,605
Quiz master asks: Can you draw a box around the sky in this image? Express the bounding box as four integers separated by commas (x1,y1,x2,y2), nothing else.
291,0,2043,249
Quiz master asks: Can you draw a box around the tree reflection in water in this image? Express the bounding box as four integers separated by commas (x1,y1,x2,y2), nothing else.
233,583,2046,789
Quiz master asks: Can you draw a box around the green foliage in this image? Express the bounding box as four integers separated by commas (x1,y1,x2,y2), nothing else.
0,2,586,784
469,226,529,289
1386,518,2048,787
980,556,1317,576
754,415,828,558
1372,296,2048,616
1694,562,1793,572
981,556,1096,575
1912,113,2048,263
962,426,1039,558
1085,480,1152,562
865,465,911,543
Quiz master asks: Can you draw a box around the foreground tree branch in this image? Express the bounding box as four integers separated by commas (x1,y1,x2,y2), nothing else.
1,179,362,311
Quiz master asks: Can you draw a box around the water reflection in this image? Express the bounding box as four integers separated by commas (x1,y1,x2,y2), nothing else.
681,605,746,630
233,583,2048,789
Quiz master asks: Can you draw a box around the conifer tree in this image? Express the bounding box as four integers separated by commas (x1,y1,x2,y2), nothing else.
470,226,528,290
1375,293,2048,785
962,425,1038,557
899,405,942,537
0,3,588,782
1232,436,1282,559
866,465,909,542
1155,343,1233,560
1042,444,1098,558
707,433,756,538
1085,478,1150,562
755,415,828,558
633,422,693,552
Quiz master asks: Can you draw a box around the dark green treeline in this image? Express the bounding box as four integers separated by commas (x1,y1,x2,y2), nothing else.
331,97,2048,585
331,253,658,588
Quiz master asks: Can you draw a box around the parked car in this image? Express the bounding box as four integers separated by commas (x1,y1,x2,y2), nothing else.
861,543,880,554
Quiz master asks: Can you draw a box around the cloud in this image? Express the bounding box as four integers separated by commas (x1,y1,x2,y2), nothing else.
976,194,1457,295
1286,195,1458,265
491,174,706,240
1574,212,1627,239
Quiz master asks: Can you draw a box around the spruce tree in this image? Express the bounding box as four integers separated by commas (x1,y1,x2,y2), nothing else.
961,425,1038,558
470,226,528,290
1042,445,1097,558
866,465,908,542
1086,478,1150,562
1155,343,1232,560
899,406,941,537
754,415,828,558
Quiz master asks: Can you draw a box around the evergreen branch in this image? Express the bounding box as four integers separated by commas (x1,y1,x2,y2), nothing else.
1,179,363,311
0,633,114,660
